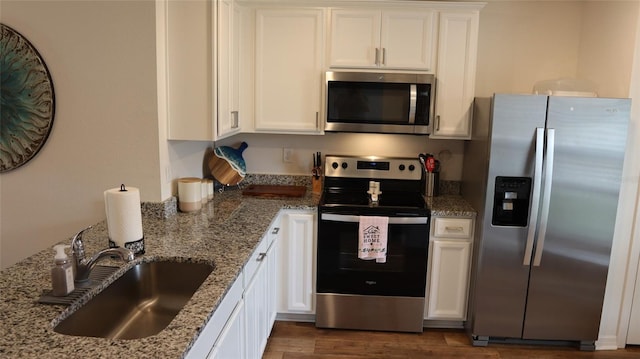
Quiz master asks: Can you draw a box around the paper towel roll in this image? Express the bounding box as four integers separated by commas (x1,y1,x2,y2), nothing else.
104,185,144,254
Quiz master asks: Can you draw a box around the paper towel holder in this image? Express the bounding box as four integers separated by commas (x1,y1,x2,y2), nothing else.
105,183,145,256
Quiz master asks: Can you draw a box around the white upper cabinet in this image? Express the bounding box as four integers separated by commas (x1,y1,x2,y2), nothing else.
329,9,436,71
216,0,242,140
253,8,325,133
160,0,214,141
431,10,479,139
159,1,482,140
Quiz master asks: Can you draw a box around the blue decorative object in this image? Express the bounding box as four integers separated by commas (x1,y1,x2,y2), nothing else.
0,24,55,173
214,142,248,177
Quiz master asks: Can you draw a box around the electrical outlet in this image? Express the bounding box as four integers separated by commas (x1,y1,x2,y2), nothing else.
283,148,293,163
165,166,172,182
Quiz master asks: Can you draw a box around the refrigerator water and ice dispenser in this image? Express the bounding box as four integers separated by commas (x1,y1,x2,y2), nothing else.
492,176,532,227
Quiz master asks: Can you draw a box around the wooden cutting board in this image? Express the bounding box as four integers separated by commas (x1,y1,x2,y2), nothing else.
242,184,307,198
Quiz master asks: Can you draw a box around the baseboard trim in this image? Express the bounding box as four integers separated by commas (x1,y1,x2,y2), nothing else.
423,319,465,329
595,335,620,350
276,313,316,322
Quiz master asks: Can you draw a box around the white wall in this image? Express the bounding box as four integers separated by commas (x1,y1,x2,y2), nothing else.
475,0,583,97
216,133,464,180
0,1,161,268
577,1,638,98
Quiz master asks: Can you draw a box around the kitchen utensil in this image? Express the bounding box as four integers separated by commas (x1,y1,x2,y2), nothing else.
208,142,248,186
312,152,322,180
426,155,435,173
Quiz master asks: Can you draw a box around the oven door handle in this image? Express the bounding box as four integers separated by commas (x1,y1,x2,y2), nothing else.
321,213,429,224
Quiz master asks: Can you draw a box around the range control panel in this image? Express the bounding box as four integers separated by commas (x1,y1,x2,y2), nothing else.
324,155,422,181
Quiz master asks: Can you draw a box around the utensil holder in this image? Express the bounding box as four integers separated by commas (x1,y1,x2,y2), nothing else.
425,172,439,197
312,176,322,195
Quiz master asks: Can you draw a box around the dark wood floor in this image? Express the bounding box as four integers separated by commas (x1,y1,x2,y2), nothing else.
264,321,640,358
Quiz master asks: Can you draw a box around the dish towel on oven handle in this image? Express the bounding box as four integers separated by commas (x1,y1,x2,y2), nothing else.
358,216,389,263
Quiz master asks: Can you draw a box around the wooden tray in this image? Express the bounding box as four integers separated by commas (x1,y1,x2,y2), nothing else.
242,184,307,198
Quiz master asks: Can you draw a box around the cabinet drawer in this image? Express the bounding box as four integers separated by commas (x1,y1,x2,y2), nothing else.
432,217,473,239
244,237,268,287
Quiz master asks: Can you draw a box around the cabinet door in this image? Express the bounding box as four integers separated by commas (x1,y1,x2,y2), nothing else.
208,300,245,359
432,11,479,139
186,275,244,359
217,0,241,139
163,0,214,140
329,9,380,68
627,263,640,344
380,11,435,71
266,239,279,331
244,255,267,359
426,239,471,320
254,9,325,133
278,211,316,313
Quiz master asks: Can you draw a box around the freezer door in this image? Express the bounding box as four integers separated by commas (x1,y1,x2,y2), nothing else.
471,94,548,338
522,97,630,341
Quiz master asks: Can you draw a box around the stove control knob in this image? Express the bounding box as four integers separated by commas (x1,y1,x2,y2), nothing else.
399,164,406,171
332,162,339,169
341,162,348,169
409,164,415,171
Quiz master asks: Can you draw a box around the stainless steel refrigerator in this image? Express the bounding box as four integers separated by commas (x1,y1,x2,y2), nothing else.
462,94,630,350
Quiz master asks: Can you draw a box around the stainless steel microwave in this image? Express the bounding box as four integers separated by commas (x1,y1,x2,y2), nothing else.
325,71,435,135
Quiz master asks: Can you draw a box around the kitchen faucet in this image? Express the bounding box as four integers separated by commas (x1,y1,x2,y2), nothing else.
70,226,135,286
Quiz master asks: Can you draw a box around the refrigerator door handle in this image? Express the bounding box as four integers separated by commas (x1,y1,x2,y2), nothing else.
523,127,545,266
533,128,555,266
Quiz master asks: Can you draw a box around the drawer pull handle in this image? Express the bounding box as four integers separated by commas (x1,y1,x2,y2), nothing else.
271,227,280,235
445,226,464,232
257,253,267,261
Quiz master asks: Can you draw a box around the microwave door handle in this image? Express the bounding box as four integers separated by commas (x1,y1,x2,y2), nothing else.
409,84,417,124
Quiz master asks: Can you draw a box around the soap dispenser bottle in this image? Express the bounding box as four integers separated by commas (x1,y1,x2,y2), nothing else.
51,244,74,296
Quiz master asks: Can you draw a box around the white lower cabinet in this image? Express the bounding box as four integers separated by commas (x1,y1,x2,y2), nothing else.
186,215,282,359
186,274,244,359
244,251,268,358
278,210,316,315
627,265,640,344
208,299,245,359
425,216,475,321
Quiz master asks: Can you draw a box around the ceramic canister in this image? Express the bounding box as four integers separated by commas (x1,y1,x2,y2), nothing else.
201,179,208,204
178,177,202,212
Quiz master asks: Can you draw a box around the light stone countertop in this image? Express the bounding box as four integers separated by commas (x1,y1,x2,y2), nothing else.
0,184,474,358
428,195,477,217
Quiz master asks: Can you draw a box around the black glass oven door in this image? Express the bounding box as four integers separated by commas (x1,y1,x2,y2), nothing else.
317,213,429,297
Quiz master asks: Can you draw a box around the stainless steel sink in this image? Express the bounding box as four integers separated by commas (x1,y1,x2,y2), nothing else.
54,260,214,339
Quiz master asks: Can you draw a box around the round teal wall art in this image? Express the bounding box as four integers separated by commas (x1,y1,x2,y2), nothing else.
0,23,55,173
